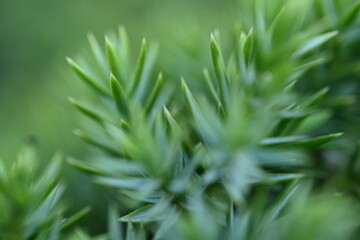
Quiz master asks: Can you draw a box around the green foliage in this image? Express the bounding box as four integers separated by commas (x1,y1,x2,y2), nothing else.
65,0,360,239
0,144,89,239
1,0,360,239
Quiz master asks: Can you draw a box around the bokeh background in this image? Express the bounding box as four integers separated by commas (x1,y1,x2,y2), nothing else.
0,0,239,234
0,0,239,161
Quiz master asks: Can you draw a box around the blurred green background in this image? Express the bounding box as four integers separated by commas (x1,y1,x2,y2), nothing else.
0,0,238,161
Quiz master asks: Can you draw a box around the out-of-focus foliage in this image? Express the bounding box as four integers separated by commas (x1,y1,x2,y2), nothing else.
0,144,90,239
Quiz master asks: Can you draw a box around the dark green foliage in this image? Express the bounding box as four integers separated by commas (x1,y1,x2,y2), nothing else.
0,144,90,239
